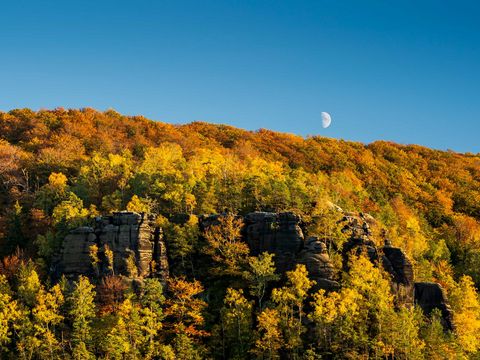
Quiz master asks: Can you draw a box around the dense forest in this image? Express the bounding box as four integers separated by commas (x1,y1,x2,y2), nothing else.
1,107,480,359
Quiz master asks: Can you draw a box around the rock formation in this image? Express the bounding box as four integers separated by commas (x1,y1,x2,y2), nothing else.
240,210,451,328
415,282,454,331
339,214,415,307
382,240,414,307
52,212,169,282
243,212,304,273
53,226,96,279
55,210,453,330
297,236,339,291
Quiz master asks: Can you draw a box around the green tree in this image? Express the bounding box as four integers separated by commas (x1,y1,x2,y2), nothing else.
52,192,90,228
34,172,69,215
421,310,461,360
172,326,203,360
139,278,165,358
163,215,199,275
3,201,27,256
16,265,41,307
375,306,424,359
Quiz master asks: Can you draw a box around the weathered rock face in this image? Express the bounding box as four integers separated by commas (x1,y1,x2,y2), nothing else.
339,214,415,307
243,212,304,273
297,236,339,291
382,243,414,306
52,212,169,282
199,211,337,287
95,212,150,277
415,282,454,331
54,226,96,278
340,213,379,267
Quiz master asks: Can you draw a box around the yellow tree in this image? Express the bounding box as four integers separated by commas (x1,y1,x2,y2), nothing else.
138,144,193,213
309,288,361,354
341,253,396,357
29,284,65,359
220,288,253,358
271,264,315,357
203,213,249,277
0,275,21,351
104,297,143,359
449,275,480,354
252,308,283,359
165,277,207,337
243,252,279,309
126,194,155,214
375,306,424,359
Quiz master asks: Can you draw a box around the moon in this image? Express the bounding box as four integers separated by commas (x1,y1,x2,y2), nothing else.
321,112,332,128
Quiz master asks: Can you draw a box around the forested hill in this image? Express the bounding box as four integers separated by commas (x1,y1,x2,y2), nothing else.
1,107,480,359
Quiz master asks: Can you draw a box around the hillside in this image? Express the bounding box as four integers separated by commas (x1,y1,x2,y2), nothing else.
1,108,480,359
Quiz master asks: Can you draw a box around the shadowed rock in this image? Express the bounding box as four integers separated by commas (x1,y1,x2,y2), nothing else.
414,282,454,331
243,211,304,273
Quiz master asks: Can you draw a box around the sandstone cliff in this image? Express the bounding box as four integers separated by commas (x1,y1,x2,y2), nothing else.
52,212,169,282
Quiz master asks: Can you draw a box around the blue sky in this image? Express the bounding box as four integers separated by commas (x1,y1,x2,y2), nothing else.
1,1,479,153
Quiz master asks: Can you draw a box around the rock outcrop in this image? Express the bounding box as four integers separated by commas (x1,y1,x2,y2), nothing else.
54,226,97,279
339,214,415,307
52,212,169,282
56,209,454,331
297,236,339,291
382,241,414,306
336,213,453,326
200,211,339,289
243,212,304,273
415,282,454,331
240,211,451,328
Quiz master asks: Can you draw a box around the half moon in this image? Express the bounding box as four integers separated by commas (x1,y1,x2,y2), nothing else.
321,112,332,128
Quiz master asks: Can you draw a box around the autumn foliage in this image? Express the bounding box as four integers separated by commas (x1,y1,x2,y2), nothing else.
0,108,480,358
